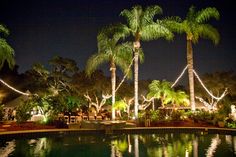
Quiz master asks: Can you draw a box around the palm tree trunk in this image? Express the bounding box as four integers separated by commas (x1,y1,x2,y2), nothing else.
187,39,195,111
133,33,141,119
134,48,139,119
111,60,116,120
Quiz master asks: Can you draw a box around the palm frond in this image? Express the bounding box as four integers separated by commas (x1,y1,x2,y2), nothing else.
0,38,15,69
186,6,196,21
162,16,184,34
115,42,133,79
120,5,142,33
142,5,163,26
196,7,220,23
85,53,109,77
112,23,131,41
0,24,9,36
139,48,144,63
197,24,220,45
141,22,173,41
186,6,196,22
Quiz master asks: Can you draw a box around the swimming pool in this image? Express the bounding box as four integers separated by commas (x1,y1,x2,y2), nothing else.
0,131,235,157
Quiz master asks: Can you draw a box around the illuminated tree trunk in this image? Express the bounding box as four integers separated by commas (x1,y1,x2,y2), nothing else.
134,49,139,119
111,59,116,120
134,34,140,119
187,38,195,111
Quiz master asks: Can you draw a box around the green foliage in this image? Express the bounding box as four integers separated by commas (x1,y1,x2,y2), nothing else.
120,5,173,41
138,110,146,120
16,100,34,123
0,24,15,70
86,24,133,78
226,121,236,128
147,80,189,107
113,100,127,111
170,110,185,121
0,104,4,121
191,110,216,124
66,96,81,111
149,110,160,122
165,6,220,44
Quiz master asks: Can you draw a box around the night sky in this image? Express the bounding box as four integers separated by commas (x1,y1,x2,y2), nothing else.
0,0,235,84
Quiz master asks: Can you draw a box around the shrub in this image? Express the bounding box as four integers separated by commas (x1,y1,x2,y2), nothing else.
16,102,34,123
191,110,216,124
226,121,236,128
149,110,160,122
170,110,185,121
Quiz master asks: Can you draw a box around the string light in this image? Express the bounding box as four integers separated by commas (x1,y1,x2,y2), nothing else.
193,70,227,100
115,57,135,92
0,78,30,96
171,65,188,88
171,65,227,101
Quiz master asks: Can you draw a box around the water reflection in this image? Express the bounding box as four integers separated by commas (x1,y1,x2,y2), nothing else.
0,133,235,156
0,140,15,157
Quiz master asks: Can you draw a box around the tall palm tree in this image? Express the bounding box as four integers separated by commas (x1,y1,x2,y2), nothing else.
120,5,173,119
164,6,220,111
86,24,133,120
0,24,15,69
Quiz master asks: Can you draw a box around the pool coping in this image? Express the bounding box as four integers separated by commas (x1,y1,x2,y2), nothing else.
0,126,236,137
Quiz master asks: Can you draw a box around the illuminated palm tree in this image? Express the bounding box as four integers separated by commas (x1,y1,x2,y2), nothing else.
164,6,220,111
147,80,173,107
167,90,189,108
86,24,133,120
0,24,15,69
120,5,173,119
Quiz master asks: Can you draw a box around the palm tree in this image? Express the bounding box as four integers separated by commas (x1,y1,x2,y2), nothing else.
164,6,220,111
86,24,133,120
120,5,173,119
0,24,15,69
147,80,173,107
167,90,189,109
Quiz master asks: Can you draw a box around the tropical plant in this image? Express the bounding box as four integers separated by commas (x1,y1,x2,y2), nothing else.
120,5,173,119
113,100,127,118
86,24,133,120
16,100,34,123
147,80,173,107
0,24,15,70
166,90,189,108
164,6,220,111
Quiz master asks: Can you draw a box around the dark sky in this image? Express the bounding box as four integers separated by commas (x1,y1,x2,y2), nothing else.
0,0,235,84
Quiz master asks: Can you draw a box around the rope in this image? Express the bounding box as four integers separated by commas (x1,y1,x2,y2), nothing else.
0,78,30,96
171,65,188,88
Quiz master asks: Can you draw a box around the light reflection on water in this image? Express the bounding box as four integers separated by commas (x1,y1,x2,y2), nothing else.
0,133,235,157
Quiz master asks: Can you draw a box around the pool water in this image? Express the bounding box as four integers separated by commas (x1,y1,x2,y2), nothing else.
0,133,235,157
